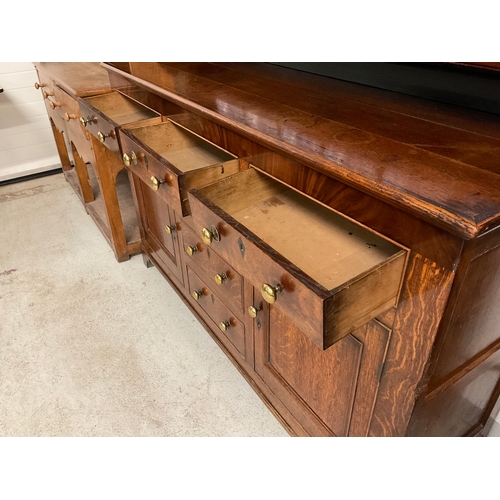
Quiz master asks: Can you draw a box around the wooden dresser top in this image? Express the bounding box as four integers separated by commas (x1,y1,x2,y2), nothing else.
104,62,500,239
34,62,112,98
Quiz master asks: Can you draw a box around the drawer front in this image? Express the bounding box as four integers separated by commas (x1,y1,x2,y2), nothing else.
44,98,66,133
186,266,246,358
79,98,119,155
78,92,160,156
34,69,54,95
182,224,244,313
188,168,407,350
54,86,94,162
54,85,80,121
188,191,326,345
119,132,183,213
119,120,239,218
36,73,65,133
35,69,56,113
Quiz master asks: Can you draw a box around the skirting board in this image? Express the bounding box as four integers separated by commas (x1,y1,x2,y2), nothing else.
0,156,61,183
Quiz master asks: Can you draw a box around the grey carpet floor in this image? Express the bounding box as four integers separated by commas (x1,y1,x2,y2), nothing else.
0,172,288,437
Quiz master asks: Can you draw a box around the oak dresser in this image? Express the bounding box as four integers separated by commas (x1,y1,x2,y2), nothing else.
37,62,500,436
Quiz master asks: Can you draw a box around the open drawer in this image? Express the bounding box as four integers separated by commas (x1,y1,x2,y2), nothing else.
78,91,160,155
188,167,408,350
118,119,240,216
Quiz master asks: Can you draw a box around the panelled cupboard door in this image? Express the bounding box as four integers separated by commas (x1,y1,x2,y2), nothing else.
254,295,392,437
134,176,184,285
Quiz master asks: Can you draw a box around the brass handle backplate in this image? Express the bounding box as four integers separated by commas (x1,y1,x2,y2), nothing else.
261,283,283,304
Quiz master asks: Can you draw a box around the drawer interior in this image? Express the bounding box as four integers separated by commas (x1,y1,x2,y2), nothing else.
83,91,158,125
126,120,235,173
197,168,403,291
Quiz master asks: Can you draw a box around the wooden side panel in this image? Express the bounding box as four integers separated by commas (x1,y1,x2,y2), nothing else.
406,227,500,436
49,119,71,172
406,349,500,436
90,137,131,262
368,254,454,436
70,143,94,204
428,229,500,388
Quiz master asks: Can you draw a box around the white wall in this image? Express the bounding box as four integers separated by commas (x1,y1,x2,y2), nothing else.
0,62,60,182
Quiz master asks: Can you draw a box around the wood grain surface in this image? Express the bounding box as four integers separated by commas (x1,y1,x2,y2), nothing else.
369,254,454,436
104,62,500,239
34,62,112,98
100,62,500,436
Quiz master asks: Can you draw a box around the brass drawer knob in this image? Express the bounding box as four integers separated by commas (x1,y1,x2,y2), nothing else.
64,112,77,121
186,245,198,256
122,153,132,167
192,289,204,300
123,151,140,167
261,283,283,304
49,101,62,109
97,130,116,143
80,116,97,127
34,82,46,89
42,90,54,99
214,273,227,285
248,305,261,318
165,225,176,235
201,225,220,245
219,320,231,332
150,175,164,191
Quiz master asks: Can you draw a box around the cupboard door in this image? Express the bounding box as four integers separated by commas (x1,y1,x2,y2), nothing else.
254,296,392,436
135,176,184,285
